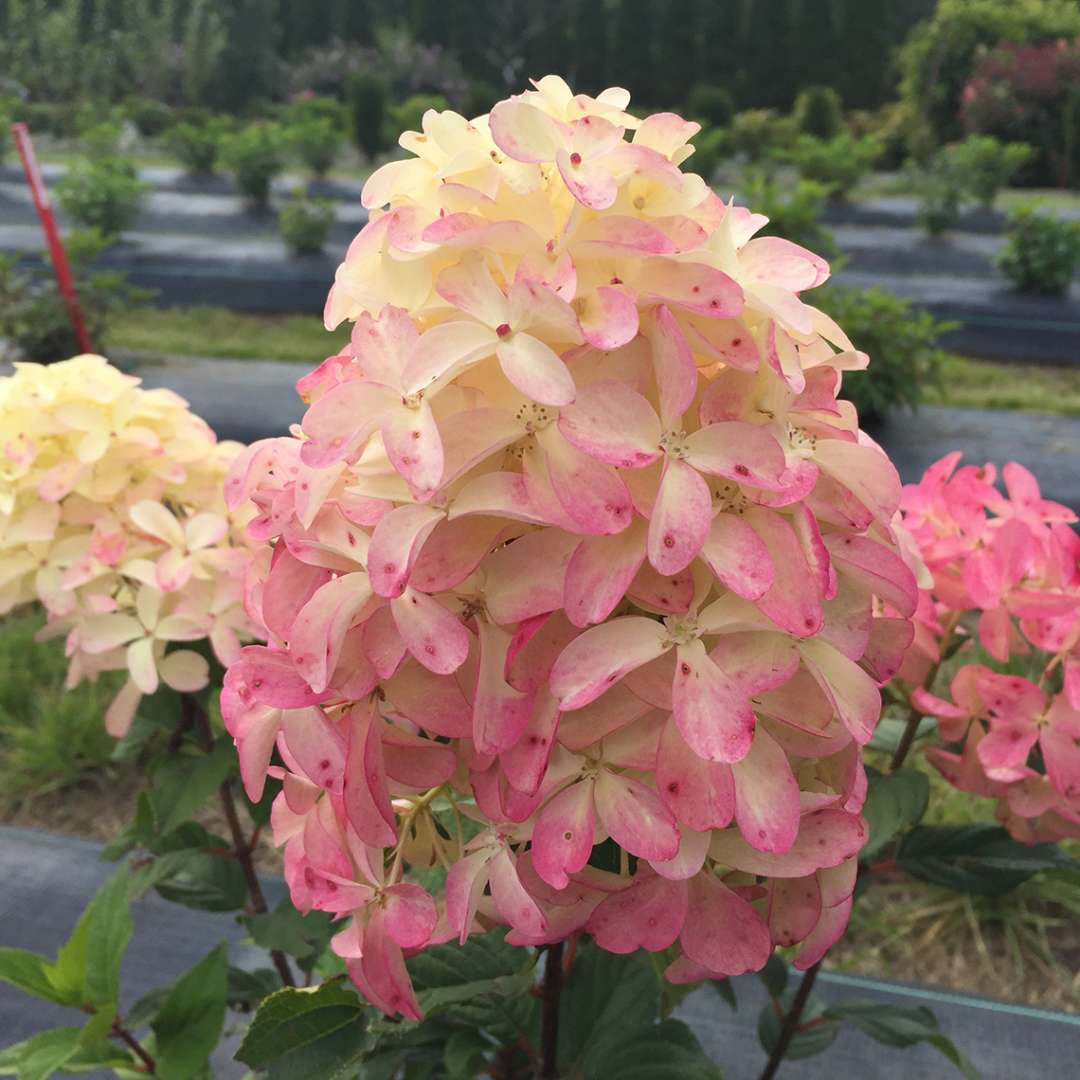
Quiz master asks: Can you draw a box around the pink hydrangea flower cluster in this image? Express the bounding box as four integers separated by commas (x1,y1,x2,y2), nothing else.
222,76,918,1019
0,355,260,735
899,453,1080,843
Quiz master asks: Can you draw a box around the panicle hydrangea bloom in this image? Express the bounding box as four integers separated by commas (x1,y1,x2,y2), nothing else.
0,354,260,735
898,453,1080,843
222,76,918,1018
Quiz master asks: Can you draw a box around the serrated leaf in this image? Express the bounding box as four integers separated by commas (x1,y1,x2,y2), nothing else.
443,1029,490,1078
758,991,839,1061
235,981,364,1070
151,739,237,836
152,943,228,1080
559,947,660,1075
228,967,282,1011
0,950,63,1005
898,825,1076,896
594,1019,723,1080
860,767,929,859
140,845,248,912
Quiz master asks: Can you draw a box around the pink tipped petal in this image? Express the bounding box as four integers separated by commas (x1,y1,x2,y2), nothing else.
300,381,396,467
826,534,918,618
684,422,788,490
639,260,743,320
747,507,823,637
368,505,445,599
343,704,396,847
384,883,438,949
473,618,535,755
383,401,444,497
578,285,640,350
290,573,374,694
794,894,852,971
489,849,547,937
813,440,902,523
557,381,661,468
594,768,679,861
538,427,634,535
401,320,496,396
531,778,598,889
732,728,801,853
549,616,670,710
564,524,648,627
436,258,509,327
768,875,823,948
672,639,756,764
700,513,774,601
556,149,617,209
391,587,470,674
497,333,577,406
445,848,497,943
740,236,830,291
489,100,562,162
681,872,772,976
587,872,687,953
647,458,711,576
657,718,736,831
649,305,698,426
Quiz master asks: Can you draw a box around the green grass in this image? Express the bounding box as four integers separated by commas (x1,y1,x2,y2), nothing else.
931,356,1080,416
109,305,349,363
0,610,123,802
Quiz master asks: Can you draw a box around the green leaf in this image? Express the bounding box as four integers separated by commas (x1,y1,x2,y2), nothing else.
868,716,936,753
443,1029,490,1078
757,991,839,1061
594,1019,723,1080
136,830,248,912
152,943,228,1080
100,792,155,860
84,867,132,1006
897,825,1076,896
711,978,737,1010
860,767,930,859
406,930,537,1043
0,1028,80,1080
558,947,660,1076
0,950,63,1005
235,981,365,1071
827,1001,977,1078
78,1004,116,1047
246,900,335,967
150,739,236,836
757,954,789,999
227,967,282,1011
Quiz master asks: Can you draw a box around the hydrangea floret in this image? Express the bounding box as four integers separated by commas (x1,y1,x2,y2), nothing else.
221,75,919,1019
0,354,259,735
898,453,1080,842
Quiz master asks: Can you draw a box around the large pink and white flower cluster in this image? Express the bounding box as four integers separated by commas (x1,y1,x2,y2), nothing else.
899,453,1080,843
222,76,918,1019
0,355,259,734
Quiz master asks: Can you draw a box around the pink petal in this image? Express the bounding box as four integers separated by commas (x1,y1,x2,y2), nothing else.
594,769,679,861
489,100,562,162
300,381,396,468
290,573,374,694
794,894,852,971
501,689,561,795
384,883,438,949
587,872,687,953
436,258,509,327
391,587,470,674
530,778,598,889
681,872,772,976
368,505,446,599
768,875,823,947
238,646,331,709
826,534,918,618
383,658,472,738
410,516,506,593
672,639,756,763
657,718,735,831
748,507,823,636
740,236,830,291
638,260,743,320
497,333,577,406
382,400,444,497
489,848,547,937
539,427,634,535
732,728,800,853
557,380,662,468
446,848,497,943
557,148,617,209
684,421,788,490
473,618,534,755
343,704,396,847
649,305,698,427
382,724,456,788
564,524,648,627
813,440,901,523
359,909,422,1020
484,527,578,624
700,512,774,601
550,616,670,710
578,285,640,350
647,458,711,576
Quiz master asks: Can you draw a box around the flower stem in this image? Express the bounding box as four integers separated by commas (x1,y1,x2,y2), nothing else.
758,960,820,1080
111,1015,157,1073
540,941,564,1078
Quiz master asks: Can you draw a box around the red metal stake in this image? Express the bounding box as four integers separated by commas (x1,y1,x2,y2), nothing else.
10,122,94,354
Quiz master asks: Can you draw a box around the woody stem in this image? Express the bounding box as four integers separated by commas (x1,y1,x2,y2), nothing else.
540,941,564,1078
